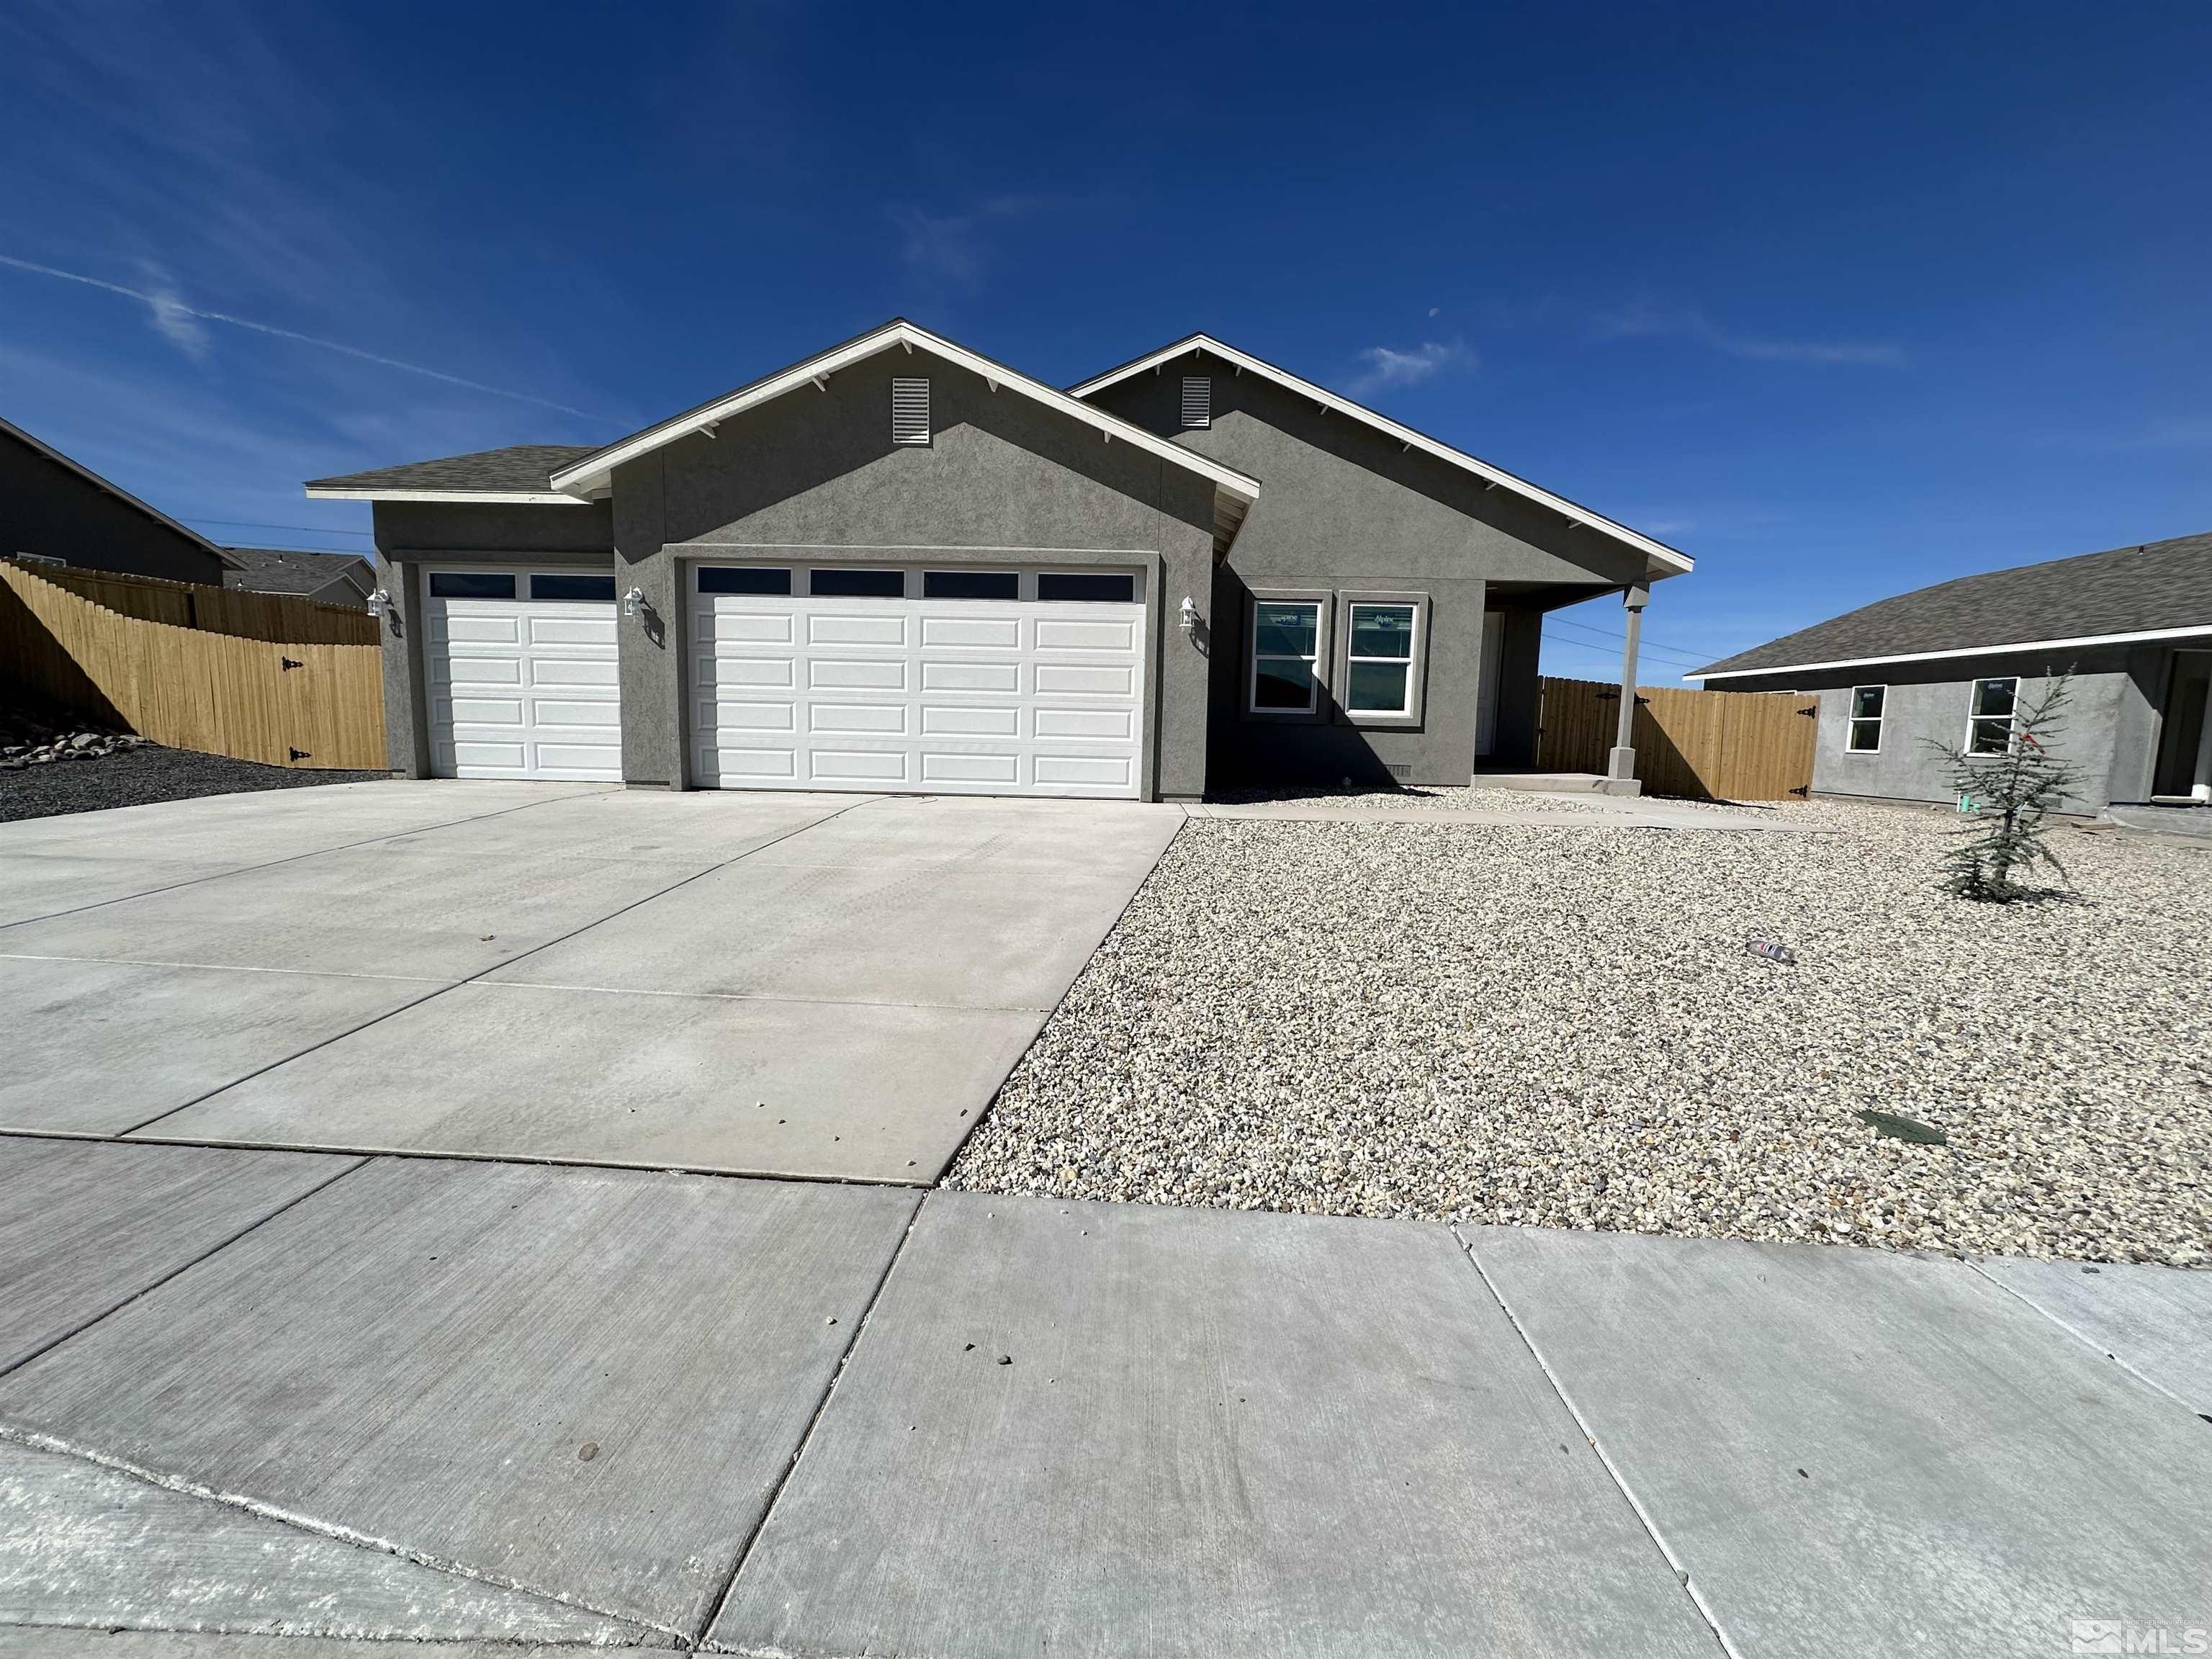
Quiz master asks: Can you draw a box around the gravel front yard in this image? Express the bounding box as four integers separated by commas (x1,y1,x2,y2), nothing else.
948,802,2212,1265
0,744,389,823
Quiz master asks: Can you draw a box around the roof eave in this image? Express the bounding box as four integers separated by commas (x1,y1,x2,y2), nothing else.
1686,621,2212,680
547,320,1262,504
1070,335,1692,577
301,487,596,505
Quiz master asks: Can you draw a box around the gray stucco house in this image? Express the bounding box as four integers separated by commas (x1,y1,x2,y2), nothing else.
305,321,1689,799
1,413,240,585
1689,531,2212,811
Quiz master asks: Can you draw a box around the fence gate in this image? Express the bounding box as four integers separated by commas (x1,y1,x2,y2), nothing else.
1536,676,1817,801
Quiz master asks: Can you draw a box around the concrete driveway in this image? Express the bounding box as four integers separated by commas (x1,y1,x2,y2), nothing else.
0,781,1182,1182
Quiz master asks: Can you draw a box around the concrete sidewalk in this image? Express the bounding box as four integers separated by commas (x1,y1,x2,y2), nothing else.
1,1138,2205,1655
1185,797,1824,832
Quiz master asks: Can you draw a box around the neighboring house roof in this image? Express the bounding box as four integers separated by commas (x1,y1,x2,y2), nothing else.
0,413,244,571
304,444,601,504
1069,333,1692,578
545,320,1263,503
1689,531,2212,680
221,545,377,601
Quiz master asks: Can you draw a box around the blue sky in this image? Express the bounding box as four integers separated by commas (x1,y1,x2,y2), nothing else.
2,1,2206,680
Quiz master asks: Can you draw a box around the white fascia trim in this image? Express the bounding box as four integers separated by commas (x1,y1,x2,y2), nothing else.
1686,623,2212,681
302,487,596,505
1071,336,1692,575
549,322,1263,503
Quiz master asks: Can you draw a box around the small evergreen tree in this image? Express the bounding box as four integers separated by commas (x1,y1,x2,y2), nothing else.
1928,673,2080,902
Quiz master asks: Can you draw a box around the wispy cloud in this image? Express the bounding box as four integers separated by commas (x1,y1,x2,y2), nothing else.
1593,299,1906,367
1349,338,1473,396
0,251,613,419
889,195,1051,287
137,263,211,359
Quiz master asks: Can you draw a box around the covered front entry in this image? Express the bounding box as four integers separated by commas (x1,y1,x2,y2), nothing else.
688,561,1147,797
422,567,623,781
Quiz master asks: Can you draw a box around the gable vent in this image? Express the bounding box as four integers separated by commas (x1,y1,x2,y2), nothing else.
891,378,931,445
1181,376,1210,428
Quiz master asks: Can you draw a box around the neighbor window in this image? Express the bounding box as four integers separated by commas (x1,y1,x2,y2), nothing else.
1037,571,1135,603
891,378,930,445
428,572,514,599
697,566,791,595
922,570,1018,600
810,567,905,598
1181,376,1211,428
529,573,616,603
1967,676,2019,755
1249,600,1321,713
1344,603,1419,716
1846,685,1886,752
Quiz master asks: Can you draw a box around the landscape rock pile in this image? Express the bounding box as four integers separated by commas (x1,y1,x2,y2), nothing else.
948,801,2212,1265
0,728,150,770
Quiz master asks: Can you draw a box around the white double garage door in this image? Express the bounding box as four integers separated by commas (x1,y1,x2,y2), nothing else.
690,562,1148,799
423,562,1148,798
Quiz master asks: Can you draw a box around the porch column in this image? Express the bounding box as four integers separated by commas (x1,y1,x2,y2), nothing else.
1606,583,1649,785
2195,667,2212,802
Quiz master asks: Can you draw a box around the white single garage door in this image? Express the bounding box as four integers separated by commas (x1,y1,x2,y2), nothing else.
423,567,623,781
690,562,1146,798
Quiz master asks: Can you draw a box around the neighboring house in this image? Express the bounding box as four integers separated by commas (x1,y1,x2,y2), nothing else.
305,320,1689,799
0,413,240,585
1688,531,2212,810
221,545,377,609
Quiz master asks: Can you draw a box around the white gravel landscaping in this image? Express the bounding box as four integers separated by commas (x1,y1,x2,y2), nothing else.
947,801,2212,1265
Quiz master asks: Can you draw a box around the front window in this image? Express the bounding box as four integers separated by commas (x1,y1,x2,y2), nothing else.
1968,677,2018,755
1250,601,1321,712
1345,603,1418,715
1847,685,1885,752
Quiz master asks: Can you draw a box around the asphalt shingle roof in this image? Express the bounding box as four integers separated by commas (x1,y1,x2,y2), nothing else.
221,546,374,596
304,444,599,493
1695,531,2212,677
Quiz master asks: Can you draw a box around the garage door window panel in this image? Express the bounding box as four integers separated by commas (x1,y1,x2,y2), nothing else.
1038,572,1136,604
531,573,617,602
923,570,1020,601
429,572,516,599
811,568,906,598
699,567,792,595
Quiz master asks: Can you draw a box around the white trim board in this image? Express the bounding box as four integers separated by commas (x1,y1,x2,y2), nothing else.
302,487,595,505
1687,624,2212,681
1069,334,1691,577
549,320,1263,503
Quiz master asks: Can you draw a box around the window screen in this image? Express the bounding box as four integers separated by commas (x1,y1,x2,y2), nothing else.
1344,603,1418,715
1251,601,1321,712
1847,685,1885,753
1968,678,2018,755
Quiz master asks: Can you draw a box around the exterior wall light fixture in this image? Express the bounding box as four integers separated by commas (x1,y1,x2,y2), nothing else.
622,586,645,618
367,587,392,618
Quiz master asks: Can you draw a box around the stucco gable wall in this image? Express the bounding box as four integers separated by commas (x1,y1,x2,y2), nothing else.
657,351,1215,552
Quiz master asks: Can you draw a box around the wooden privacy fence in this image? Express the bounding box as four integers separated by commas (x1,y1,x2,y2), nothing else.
1537,675,1817,801
21,559,377,646
0,559,386,770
